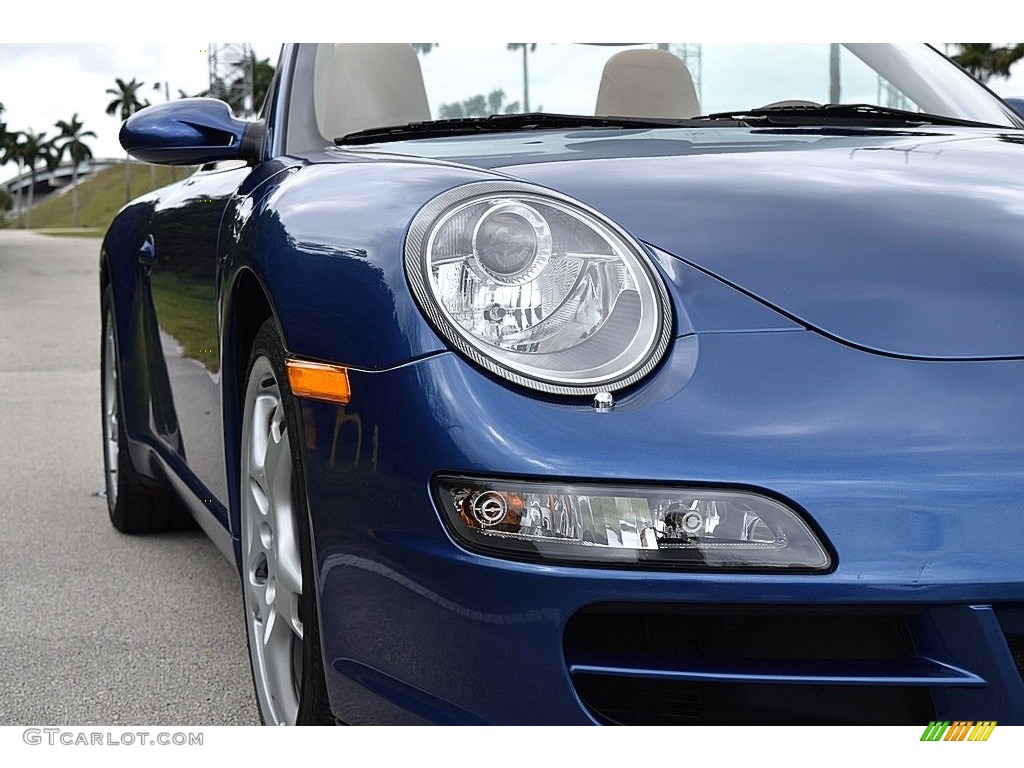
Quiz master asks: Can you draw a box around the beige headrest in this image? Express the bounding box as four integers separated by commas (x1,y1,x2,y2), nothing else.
595,49,701,119
314,44,431,140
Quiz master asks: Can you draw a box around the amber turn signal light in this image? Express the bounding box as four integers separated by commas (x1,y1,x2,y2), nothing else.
285,359,351,405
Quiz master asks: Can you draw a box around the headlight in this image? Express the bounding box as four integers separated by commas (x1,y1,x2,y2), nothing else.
405,181,673,395
435,476,833,571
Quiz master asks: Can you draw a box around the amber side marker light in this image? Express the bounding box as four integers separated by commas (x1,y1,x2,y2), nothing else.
285,359,351,405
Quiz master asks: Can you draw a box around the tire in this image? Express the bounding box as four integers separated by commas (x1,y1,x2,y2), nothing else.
240,319,333,725
101,285,193,533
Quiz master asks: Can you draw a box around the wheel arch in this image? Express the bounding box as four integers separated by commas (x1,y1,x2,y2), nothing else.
223,266,280,561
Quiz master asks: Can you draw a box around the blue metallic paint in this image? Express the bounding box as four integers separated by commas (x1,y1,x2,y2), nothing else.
301,335,1024,722
119,98,255,166
341,126,1024,360
103,59,1024,724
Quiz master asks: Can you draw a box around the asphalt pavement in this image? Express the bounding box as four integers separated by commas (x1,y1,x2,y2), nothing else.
0,230,257,725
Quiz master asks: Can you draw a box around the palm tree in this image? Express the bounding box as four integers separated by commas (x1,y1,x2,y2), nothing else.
105,76,147,123
0,101,9,183
105,77,148,201
439,88,518,120
487,89,507,115
1,129,25,220
54,114,96,228
19,129,57,228
0,102,11,178
507,44,537,112
251,55,275,113
953,44,1024,82
0,106,13,223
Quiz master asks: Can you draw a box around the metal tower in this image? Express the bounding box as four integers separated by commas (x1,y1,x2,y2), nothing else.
208,43,254,116
877,78,912,110
670,44,703,104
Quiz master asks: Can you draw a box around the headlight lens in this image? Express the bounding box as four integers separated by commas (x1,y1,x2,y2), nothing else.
405,181,672,395
435,476,832,571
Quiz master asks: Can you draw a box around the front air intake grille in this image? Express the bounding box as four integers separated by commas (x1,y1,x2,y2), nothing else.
564,605,935,725
1009,636,1024,679
995,606,1024,680
572,675,932,726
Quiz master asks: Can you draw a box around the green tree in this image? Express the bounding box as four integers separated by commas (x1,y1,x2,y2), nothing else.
487,89,507,114
54,113,96,228
105,76,148,121
251,55,275,112
18,129,57,228
437,101,465,119
105,77,148,201
1,129,25,219
0,101,9,191
507,43,537,112
0,101,11,179
439,88,519,119
209,53,275,116
953,43,1024,82
0,104,11,223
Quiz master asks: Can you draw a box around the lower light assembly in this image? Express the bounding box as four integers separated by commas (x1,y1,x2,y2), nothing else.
435,476,832,571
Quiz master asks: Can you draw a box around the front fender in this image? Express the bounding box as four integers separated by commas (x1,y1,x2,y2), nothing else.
218,157,504,551
223,159,509,371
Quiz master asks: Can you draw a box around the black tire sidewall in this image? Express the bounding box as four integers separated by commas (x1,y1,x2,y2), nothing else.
100,284,189,533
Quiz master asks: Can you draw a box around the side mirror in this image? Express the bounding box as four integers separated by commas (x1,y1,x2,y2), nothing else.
119,98,263,165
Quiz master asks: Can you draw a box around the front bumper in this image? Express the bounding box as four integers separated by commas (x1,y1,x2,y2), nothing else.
294,329,1024,724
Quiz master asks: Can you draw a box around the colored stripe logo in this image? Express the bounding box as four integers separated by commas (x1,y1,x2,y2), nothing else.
920,721,996,741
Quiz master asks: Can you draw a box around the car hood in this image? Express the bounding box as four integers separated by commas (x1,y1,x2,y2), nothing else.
445,126,1024,360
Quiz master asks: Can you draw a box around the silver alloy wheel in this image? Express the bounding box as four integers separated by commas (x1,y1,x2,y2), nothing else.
241,356,304,725
102,309,119,508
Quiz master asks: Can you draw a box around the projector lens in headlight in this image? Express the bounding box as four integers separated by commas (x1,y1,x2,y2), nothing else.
472,201,552,282
405,181,672,395
434,476,832,571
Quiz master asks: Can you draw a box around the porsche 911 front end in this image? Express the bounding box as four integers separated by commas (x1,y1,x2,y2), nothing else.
106,42,1024,725
295,265,1024,725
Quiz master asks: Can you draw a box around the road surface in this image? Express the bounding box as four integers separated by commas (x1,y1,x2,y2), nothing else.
0,230,256,724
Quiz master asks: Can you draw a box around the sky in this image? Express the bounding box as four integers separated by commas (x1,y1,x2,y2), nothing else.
3,3,1024,183
0,42,282,181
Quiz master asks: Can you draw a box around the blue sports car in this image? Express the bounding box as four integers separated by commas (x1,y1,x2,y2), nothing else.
101,43,1024,725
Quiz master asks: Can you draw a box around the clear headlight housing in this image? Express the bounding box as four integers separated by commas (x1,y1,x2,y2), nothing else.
405,181,673,395
435,476,833,571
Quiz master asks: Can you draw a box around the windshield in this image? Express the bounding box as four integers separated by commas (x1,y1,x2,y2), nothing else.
312,43,1020,145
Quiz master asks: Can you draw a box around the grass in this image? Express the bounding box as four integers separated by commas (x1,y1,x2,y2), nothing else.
5,162,218,372
9,162,194,233
150,271,220,372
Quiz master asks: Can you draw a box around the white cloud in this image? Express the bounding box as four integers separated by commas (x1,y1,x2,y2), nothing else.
0,43,279,181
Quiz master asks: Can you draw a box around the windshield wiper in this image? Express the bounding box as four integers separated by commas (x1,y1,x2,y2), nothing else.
336,112,720,144
701,103,1006,129
335,105,1000,144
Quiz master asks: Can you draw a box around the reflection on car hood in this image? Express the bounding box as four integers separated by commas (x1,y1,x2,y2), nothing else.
419,126,1024,360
